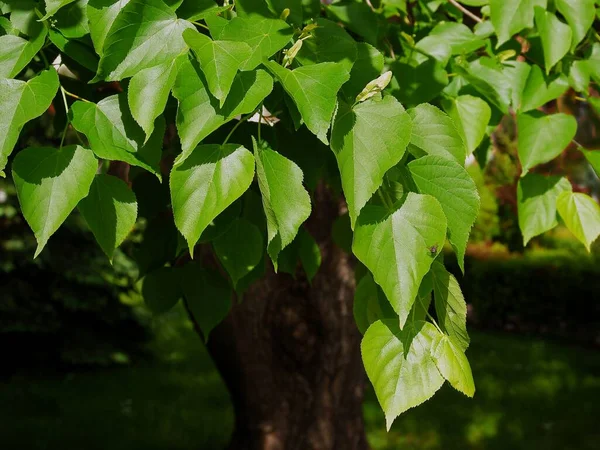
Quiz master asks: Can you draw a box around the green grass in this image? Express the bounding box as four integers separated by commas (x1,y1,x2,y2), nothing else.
2,305,599,450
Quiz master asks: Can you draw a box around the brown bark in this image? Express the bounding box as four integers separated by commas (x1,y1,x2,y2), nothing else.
206,186,368,450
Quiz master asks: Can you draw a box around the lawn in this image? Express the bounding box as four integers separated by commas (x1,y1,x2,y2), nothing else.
2,304,599,450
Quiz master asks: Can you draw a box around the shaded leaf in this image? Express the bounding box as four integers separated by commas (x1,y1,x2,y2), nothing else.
142,267,181,313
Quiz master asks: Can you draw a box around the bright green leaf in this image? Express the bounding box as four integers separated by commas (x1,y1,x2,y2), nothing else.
428,22,486,55
0,23,47,78
556,0,595,50
87,0,131,54
519,65,569,112
535,7,572,74
431,334,475,397
12,145,98,257
556,191,600,251
581,148,600,177
442,95,491,155
489,0,546,46
43,0,77,18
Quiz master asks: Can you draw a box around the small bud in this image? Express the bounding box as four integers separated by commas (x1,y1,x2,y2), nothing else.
280,8,290,21
298,23,318,40
400,32,415,47
497,49,517,62
355,71,393,104
283,40,303,67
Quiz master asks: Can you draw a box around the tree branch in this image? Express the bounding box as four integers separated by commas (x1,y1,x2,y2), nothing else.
447,0,482,23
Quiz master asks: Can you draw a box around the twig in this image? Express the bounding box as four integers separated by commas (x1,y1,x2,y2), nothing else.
223,113,253,145
447,0,482,23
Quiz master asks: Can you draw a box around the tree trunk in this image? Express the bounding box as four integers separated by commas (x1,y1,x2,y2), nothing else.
206,186,368,450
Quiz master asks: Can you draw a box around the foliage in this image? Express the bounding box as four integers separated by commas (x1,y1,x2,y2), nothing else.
2,0,600,429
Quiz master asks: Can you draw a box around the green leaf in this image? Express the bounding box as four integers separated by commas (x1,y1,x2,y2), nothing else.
297,228,321,283
128,55,186,141
12,145,98,257
177,0,227,21
296,18,357,75
407,104,467,164
213,218,264,288
556,191,600,251
519,65,569,113
408,156,480,272
172,58,272,163
43,0,78,18
388,57,448,108
142,267,181,314
254,138,311,269
331,96,412,226
353,193,448,327
535,7,572,74
53,0,90,38
87,0,131,54
517,112,577,176
48,29,99,72
326,1,383,45
217,15,293,71
489,0,546,46
183,29,252,106
0,68,59,176
354,273,396,335
342,42,384,101
180,264,232,340
430,261,469,351
78,174,138,261
556,0,595,50
71,94,165,178
431,334,475,397
170,144,255,256
517,173,572,245
442,95,491,155
94,0,194,81
581,148,600,177
0,23,47,78
566,60,591,93
362,320,444,430
264,60,349,144
428,22,486,55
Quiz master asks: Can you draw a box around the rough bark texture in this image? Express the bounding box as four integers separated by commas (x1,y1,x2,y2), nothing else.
207,186,368,450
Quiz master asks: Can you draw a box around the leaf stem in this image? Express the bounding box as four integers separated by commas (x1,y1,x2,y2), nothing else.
61,88,92,103
418,295,444,334
192,21,210,30
447,0,482,23
377,188,393,210
258,104,263,142
59,86,70,148
223,113,254,145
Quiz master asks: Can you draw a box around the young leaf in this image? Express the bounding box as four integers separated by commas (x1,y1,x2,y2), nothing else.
264,60,350,144
217,15,293,71
362,320,444,430
353,273,396,335
517,174,572,245
442,95,491,155
254,138,311,269
534,7,572,74
43,0,77,19
431,334,475,397
407,104,467,164
180,264,232,340
71,94,165,178
489,0,544,46
78,174,138,261
87,0,131,54
0,68,59,176
517,112,577,176
556,0,595,51
353,194,448,327
128,55,186,141
94,0,194,81
213,218,264,288
170,144,255,256
556,191,600,251
519,65,569,113
330,96,412,226
142,266,182,314
172,58,273,163
408,155,480,273
430,261,469,351
12,145,98,257
183,29,252,106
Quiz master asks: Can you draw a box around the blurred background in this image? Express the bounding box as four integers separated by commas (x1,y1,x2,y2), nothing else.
2,100,600,450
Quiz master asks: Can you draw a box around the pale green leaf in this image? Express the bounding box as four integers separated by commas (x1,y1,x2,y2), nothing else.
556,191,600,251
362,320,444,430
264,60,349,144
94,0,194,81
581,148,600,177
87,0,131,54
535,8,572,74
517,112,577,176
128,55,186,141
172,58,273,163
407,104,467,164
0,68,59,176
78,174,138,261
431,334,475,397
254,138,311,269
217,15,293,71
71,93,165,178
442,95,491,155
490,0,546,46
517,173,572,245
353,193,448,327
12,145,98,257
43,0,77,18
408,156,480,272
430,261,469,351
354,273,396,335
330,96,412,226
519,65,569,113
170,144,255,256
214,218,263,288
180,264,232,340
556,0,595,50
142,267,181,313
